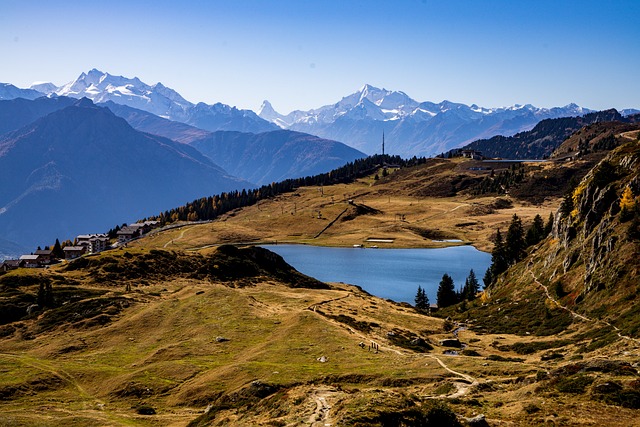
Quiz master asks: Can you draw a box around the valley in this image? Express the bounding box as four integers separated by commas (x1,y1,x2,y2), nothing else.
1,127,639,425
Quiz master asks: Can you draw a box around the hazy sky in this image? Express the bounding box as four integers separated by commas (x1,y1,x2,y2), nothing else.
2,0,639,113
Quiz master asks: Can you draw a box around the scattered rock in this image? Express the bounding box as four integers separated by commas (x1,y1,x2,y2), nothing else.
463,414,490,427
26,304,40,315
317,356,328,363
215,336,230,342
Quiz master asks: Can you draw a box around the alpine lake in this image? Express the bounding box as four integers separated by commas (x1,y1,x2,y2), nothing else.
263,244,491,304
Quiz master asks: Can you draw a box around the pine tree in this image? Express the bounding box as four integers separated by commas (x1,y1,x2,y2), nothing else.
525,214,545,246
436,273,457,308
462,269,480,301
414,286,429,310
490,229,508,278
52,239,64,260
506,214,526,264
482,267,493,289
544,212,554,236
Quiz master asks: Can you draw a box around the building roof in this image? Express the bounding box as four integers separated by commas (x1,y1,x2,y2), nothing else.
77,233,107,240
117,227,138,235
20,254,40,260
63,246,86,251
34,249,53,255
1,260,22,267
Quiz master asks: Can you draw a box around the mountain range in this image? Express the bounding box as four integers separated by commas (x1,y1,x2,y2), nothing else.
28,69,277,134
258,84,607,156
0,94,365,256
9,70,638,157
0,98,246,251
189,130,365,185
98,101,366,185
460,109,640,159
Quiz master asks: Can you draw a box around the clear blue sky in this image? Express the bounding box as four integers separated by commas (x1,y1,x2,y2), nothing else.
1,0,639,113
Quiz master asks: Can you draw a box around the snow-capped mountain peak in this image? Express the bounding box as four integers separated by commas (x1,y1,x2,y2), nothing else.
256,84,596,156
35,69,277,133
29,82,59,94
257,100,279,119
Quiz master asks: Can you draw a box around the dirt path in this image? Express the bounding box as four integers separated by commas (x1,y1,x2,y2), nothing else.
529,269,589,321
529,269,640,344
308,293,351,312
426,354,477,399
308,386,339,427
314,207,349,239
0,352,94,400
414,203,470,225
163,226,190,248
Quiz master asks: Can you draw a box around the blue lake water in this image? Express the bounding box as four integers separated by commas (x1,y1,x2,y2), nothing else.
263,244,491,303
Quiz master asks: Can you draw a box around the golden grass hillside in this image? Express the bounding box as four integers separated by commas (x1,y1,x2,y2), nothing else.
1,246,639,426
2,152,638,426
135,158,567,253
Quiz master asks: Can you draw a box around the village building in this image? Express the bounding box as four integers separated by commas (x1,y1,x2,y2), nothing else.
19,254,42,268
76,234,110,254
461,149,484,160
131,220,160,234
34,249,54,265
1,259,24,272
63,246,86,260
116,226,140,243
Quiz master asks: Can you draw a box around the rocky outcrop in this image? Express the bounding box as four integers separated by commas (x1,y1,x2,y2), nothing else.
540,136,640,328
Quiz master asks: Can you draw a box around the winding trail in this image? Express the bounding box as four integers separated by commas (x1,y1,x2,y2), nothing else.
529,268,640,344
0,352,104,407
307,296,479,401
426,355,477,399
163,226,190,248
529,269,589,321
414,203,470,225
308,386,339,427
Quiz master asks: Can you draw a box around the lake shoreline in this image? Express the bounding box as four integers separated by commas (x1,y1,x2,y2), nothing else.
261,244,491,304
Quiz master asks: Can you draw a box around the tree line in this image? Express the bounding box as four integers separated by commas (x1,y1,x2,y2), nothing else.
33,154,432,257
469,163,525,195
483,213,553,288
414,269,480,310
416,212,554,311
141,154,429,226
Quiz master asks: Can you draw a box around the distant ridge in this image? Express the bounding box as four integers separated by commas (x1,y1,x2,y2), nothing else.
0,98,246,249
460,109,640,159
189,130,366,185
1,72,636,157
98,101,366,185
31,69,277,134
258,84,595,156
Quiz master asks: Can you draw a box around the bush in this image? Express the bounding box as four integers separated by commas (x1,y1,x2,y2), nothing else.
556,374,594,394
135,404,156,415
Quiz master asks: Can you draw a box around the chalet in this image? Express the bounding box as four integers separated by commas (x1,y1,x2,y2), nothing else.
19,254,41,268
131,220,160,233
117,226,140,243
77,234,110,254
461,149,484,160
63,246,86,260
1,259,24,272
34,249,54,265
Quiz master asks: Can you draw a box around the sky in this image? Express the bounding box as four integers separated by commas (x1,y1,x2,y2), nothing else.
1,0,639,114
